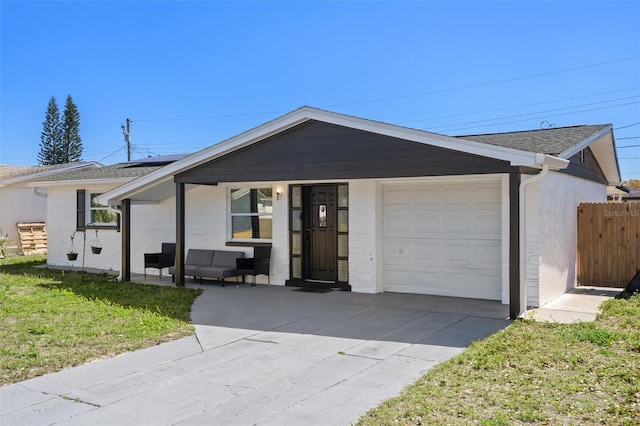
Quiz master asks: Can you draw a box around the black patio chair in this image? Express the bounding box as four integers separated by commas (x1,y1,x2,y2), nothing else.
144,243,176,279
236,246,272,288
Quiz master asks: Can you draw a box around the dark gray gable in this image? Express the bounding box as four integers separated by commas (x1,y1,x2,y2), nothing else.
562,147,608,184
175,120,512,184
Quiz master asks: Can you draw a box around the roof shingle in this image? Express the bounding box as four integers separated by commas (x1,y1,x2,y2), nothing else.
456,124,611,155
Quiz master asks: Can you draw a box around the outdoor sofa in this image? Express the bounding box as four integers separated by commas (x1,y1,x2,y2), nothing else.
169,248,244,286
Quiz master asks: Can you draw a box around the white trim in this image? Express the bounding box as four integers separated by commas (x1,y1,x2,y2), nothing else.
377,173,508,185
557,125,621,185
98,107,571,206
559,125,612,158
1,162,101,188
227,185,275,243
29,177,135,188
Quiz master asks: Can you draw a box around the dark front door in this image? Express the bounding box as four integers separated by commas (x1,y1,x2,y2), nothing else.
305,185,337,282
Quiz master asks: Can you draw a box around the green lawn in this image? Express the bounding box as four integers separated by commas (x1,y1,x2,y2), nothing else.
0,256,202,386
359,293,640,425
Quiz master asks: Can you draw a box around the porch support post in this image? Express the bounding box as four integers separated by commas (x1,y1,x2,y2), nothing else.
121,198,131,282
509,171,520,319
175,182,185,287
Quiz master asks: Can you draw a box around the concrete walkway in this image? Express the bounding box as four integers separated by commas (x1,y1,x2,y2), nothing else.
525,286,620,323
1,283,510,426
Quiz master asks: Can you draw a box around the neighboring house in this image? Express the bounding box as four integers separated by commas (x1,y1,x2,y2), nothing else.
0,162,99,254
47,107,621,318
29,155,187,271
607,185,640,202
627,187,640,202
607,185,629,202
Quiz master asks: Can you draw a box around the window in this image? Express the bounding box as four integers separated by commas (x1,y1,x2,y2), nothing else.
90,193,118,226
230,188,273,240
76,190,118,230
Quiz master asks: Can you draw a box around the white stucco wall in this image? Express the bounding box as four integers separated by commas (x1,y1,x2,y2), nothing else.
0,185,48,254
537,172,606,305
523,171,606,307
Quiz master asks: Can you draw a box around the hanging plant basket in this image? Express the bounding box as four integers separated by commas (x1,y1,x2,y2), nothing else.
90,230,102,255
67,252,78,261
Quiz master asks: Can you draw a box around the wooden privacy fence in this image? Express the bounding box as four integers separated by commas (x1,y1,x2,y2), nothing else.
577,203,640,287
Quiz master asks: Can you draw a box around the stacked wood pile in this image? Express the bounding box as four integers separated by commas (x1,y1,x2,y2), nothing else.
16,222,47,255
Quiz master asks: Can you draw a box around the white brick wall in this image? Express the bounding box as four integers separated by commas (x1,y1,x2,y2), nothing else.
348,180,381,293
45,173,603,302
47,185,122,272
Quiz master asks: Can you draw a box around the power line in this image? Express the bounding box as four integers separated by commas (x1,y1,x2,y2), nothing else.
399,87,640,125
324,56,640,108
99,146,126,162
618,144,640,148
615,122,640,130
438,101,640,133
424,96,640,132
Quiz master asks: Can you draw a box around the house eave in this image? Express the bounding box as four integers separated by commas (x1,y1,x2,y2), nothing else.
558,125,621,185
98,107,578,205
0,162,101,188
28,177,135,188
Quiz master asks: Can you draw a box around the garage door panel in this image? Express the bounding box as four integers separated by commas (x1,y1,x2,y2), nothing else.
385,240,440,266
385,189,411,205
443,214,471,234
475,214,501,235
443,187,471,204
386,268,499,300
475,186,502,204
383,180,502,301
414,188,440,205
442,243,470,264
414,213,443,234
384,213,414,234
473,241,501,266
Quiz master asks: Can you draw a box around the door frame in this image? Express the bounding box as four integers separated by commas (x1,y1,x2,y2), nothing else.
286,183,350,290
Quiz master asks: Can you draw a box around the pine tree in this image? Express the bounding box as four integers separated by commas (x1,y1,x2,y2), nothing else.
38,96,62,165
61,95,83,163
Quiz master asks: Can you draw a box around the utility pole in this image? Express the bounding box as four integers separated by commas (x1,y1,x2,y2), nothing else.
121,118,132,161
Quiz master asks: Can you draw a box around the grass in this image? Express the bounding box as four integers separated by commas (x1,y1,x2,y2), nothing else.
0,255,202,386
359,293,640,425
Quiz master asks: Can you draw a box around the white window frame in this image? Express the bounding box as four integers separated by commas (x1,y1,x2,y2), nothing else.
89,192,118,227
228,186,273,242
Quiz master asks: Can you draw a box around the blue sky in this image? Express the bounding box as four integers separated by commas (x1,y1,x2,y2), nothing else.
1,1,639,180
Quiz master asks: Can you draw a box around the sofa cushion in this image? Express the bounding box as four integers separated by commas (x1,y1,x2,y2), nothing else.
185,249,215,266
196,266,239,279
212,251,244,268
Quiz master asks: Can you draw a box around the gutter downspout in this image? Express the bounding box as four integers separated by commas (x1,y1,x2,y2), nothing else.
107,206,123,281
32,187,48,198
518,164,550,318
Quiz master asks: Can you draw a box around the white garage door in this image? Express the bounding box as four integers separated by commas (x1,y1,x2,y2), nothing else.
383,180,502,300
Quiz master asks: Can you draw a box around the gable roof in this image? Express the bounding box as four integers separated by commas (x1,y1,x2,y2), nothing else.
98,107,621,205
0,162,100,188
458,124,619,184
457,125,611,155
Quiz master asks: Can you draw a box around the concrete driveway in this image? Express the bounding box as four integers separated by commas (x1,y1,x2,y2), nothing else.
2,284,509,425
